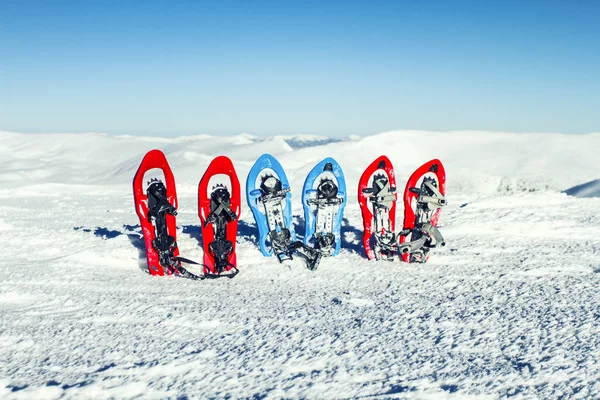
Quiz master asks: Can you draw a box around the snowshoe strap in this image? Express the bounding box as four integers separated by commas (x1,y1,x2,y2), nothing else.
269,227,294,261
203,202,237,228
174,256,201,265
208,239,235,274
276,252,293,263
398,236,428,255
374,231,398,252
288,241,322,271
172,256,238,280
419,195,447,207
372,230,397,261
365,177,396,208
397,223,445,254
172,259,205,280
260,187,290,203
417,181,447,207
268,228,322,270
152,234,176,252
421,223,445,247
147,184,177,219
307,196,343,206
150,231,178,275
314,232,335,254
370,193,396,208
204,264,239,279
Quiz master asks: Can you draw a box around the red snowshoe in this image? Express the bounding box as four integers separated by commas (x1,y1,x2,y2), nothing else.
358,155,398,261
133,149,182,276
399,159,447,263
198,156,241,277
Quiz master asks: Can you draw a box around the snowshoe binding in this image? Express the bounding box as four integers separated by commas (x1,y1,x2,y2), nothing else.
203,184,239,276
146,178,179,273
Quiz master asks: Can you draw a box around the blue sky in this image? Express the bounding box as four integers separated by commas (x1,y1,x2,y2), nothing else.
1,0,598,136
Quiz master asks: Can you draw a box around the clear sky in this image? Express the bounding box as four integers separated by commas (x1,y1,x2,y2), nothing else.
1,0,598,136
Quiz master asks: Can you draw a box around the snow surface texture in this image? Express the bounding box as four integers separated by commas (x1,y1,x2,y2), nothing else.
1,129,600,399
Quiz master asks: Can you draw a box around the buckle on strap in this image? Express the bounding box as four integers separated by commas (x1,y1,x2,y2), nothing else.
397,223,446,254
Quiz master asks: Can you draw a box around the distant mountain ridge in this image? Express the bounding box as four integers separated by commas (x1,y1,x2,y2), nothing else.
1,130,599,195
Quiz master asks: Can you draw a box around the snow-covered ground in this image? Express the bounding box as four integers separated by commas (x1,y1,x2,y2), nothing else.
1,129,599,399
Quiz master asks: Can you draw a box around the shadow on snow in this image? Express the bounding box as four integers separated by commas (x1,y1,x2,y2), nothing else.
563,178,600,198
72,214,367,269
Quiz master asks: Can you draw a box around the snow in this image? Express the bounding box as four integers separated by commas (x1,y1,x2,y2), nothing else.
1,129,600,398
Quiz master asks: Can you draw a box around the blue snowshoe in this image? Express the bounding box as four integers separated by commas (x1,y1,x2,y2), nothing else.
247,154,321,269
302,157,347,257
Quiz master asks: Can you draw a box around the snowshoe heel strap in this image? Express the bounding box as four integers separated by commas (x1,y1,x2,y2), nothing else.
315,233,335,253
288,241,322,271
398,236,428,255
398,223,445,254
209,240,234,272
268,228,294,262
421,223,445,247
277,252,293,263
152,235,176,252
306,251,322,271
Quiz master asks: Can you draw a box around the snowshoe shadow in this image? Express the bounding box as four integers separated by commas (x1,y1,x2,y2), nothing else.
181,225,203,247
73,224,145,252
122,224,148,272
182,221,260,246
237,220,259,245
341,218,365,256
73,225,148,272
293,214,305,242
74,225,122,240
291,215,364,256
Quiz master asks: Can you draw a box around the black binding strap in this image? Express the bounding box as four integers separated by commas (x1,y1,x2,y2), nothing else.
173,257,239,280
147,180,238,281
